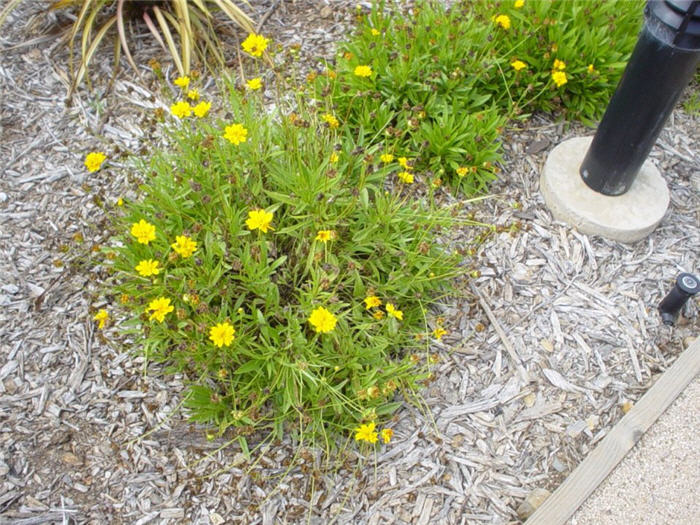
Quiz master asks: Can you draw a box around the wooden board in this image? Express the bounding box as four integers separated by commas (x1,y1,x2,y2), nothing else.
526,336,700,525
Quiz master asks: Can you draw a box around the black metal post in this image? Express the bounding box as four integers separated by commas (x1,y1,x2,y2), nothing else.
580,0,700,196
658,273,700,325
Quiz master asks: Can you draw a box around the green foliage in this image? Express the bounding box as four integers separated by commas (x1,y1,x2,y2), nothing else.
683,90,700,116
471,0,644,122
105,77,463,445
310,0,643,192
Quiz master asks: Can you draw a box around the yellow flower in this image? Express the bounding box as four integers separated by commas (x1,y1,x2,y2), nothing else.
494,14,511,30
135,259,160,277
209,321,235,347
587,63,596,74
246,209,274,233
514,0,525,8
552,70,568,87
322,113,340,129
380,153,394,163
354,422,378,443
553,59,566,71
171,235,197,258
174,76,190,89
171,100,192,118
84,152,107,172
308,306,337,333
193,101,211,118
510,59,527,71
93,309,108,329
398,171,414,184
246,77,263,91
117,198,124,206
456,166,469,177
397,156,411,169
385,303,403,320
130,219,156,245
315,230,335,243
242,33,269,57
380,428,393,444
433,327,447,340
364,295,382,310
217,369,228,379
371,28,380,36
147,297,174,323
373,310,385,320
187,89,199,101
330,152,339,164
224,123,248,145
354,65,373,77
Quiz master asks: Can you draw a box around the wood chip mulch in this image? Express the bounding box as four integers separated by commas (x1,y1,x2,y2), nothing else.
1,1,698,523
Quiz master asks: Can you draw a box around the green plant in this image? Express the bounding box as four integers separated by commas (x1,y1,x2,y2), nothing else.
310,0,643,193
0,0,256,93
682,72,700,115
99,71,474,448
470,0,644,122
683,90,700,115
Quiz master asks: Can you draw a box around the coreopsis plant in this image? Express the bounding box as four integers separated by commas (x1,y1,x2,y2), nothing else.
105,74,463,446
311,0,643,192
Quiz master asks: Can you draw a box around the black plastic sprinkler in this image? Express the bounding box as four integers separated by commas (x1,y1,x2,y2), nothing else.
658,273,700,325
579,0,700,196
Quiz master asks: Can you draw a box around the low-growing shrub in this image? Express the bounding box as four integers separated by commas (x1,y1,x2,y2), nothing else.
310,0,643,192
102,71,465,446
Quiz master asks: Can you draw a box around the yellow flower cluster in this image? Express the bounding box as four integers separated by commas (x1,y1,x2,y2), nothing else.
242,33,269,57
171,235,197,258
493,14,511,30
354,422,394,444
174,76,190,89
209,321,235,347
308,306,337,333
433,327,447,340
385,303,403,320
354,65,373,77
364,295,381,310
322,113,340,129
171,100,211,119
551,59,568,87
131,219,156,245
93,309,108,329
147,297,173,322
315,230,336,243
224,123,248,145
397,171,414,184
136,259,160,277
246,77,263,90
510,59,527,71
246,209,274,233
84,152,107,172
364,295,403,321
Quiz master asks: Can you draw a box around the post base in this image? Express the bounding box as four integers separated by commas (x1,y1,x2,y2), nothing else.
540,136,670,244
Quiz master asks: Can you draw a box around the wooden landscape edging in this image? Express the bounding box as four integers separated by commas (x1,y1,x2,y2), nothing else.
526,336,700,525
